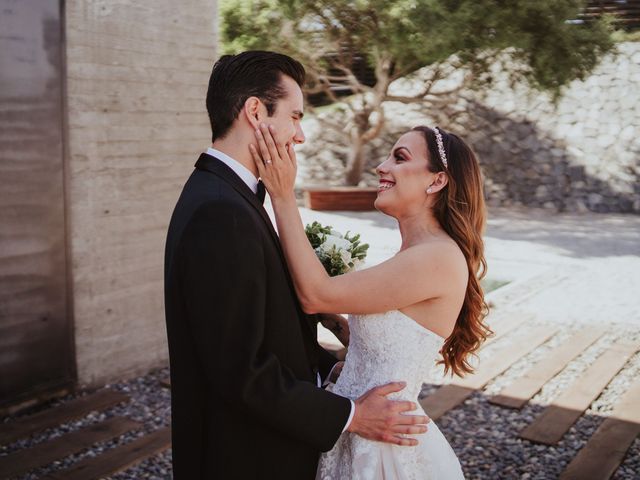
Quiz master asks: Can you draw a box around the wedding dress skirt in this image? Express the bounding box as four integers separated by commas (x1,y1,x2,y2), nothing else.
317,310,464,480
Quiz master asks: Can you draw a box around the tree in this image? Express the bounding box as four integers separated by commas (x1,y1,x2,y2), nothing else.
220,0,614,185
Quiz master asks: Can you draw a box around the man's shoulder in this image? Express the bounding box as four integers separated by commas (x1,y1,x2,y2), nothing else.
168,169,259,241
180,168,253,211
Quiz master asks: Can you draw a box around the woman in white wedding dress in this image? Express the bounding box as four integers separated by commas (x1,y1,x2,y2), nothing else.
251,124,490,479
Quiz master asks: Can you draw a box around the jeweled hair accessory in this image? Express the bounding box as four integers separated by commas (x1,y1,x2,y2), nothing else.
432,127,448,169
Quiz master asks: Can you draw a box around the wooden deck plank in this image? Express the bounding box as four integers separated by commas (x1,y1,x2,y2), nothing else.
456,325,557,390
559,380,640,480
520,339,640,445
419,385,475,420
420,325,556,419
0,390,129,446
0,417,140,478
481,313,534,348
42,427,171,480
490,328,605,409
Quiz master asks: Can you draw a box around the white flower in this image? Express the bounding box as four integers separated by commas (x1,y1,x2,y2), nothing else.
352,258,365,270
306,221,369,276
322,234,352,252
339,249,353,266
314,246,327,259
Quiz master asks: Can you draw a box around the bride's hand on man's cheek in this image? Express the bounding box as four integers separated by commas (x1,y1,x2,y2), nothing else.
249,123,297,199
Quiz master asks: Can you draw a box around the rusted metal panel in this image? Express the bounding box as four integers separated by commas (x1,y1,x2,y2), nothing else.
0,0,75,408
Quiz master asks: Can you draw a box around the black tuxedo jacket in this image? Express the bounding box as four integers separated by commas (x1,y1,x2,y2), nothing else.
164,153,351,479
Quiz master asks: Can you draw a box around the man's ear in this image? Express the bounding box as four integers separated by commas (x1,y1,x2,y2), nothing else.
243,96,262,129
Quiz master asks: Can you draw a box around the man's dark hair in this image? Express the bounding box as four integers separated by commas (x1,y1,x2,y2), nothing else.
206,51,306,142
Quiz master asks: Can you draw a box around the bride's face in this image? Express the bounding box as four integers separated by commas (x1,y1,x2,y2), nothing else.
374,131,432,217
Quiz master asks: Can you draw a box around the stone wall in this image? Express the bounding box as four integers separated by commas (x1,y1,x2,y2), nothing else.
465,42,639,213
298,42,640,214
65,0,216,385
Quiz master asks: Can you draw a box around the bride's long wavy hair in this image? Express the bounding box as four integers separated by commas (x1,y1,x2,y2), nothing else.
413,126,491,377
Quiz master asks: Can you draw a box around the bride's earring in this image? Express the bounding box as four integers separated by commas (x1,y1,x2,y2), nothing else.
426,186,433,194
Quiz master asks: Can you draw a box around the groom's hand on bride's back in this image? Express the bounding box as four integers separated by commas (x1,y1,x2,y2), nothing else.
347,382,430,447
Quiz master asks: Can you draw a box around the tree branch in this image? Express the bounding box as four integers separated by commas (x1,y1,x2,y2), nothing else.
384,64,476,104
361,110,385,142
326,56,372,95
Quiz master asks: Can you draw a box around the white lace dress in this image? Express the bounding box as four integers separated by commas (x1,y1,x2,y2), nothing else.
317,310,464,480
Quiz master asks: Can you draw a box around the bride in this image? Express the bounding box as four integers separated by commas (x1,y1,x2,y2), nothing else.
250,123,490,479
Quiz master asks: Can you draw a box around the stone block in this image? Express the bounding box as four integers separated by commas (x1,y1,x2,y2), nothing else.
620,125,635,142
587,193,604,207
568,165,585,182
535,185,549,198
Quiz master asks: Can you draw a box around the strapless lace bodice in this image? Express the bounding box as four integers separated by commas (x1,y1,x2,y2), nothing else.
331,310,444,403
317,311,465,480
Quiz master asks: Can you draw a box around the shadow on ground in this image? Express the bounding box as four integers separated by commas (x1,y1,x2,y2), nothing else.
484,207,640,259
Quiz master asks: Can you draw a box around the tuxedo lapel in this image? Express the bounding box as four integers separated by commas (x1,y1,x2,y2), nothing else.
194,153,317,341
195,153,279,245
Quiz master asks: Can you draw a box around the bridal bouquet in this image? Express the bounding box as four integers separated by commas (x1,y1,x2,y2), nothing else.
305,221,369,276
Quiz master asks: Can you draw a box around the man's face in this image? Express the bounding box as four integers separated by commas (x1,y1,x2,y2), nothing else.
264,75,305,149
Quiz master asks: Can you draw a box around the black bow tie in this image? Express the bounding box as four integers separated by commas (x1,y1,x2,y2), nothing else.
256,180,266,204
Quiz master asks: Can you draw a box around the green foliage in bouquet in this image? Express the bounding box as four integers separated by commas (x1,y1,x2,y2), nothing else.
305,221,332,249
305,221,369,276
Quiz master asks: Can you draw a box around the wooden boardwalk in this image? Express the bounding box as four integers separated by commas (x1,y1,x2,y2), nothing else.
0,390,129,446
1,317,637,479
421,324,556,419
560,380,640,480
42,428,171,480
0,417,140,479
489,328,605,409
419,318,640,480
0,390,170,480
520,338,640,445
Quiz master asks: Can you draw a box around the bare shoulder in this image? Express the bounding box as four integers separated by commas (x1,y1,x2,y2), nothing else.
400,238,467,279
404,236,465,262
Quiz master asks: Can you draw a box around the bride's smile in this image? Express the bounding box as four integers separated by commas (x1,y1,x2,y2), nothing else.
373,130,447,221
377,179,395,192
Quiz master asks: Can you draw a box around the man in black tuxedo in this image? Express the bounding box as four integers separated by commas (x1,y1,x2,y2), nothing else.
164,51,428,479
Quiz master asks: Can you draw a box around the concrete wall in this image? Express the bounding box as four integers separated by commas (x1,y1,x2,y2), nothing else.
65,0,216,385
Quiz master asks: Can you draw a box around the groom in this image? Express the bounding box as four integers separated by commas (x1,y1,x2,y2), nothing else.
164,50,428,479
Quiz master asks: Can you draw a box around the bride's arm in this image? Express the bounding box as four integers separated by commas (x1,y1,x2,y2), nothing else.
251,124,465,314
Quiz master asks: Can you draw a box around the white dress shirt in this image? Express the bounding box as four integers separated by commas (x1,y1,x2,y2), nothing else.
207,147,259,193
205,147,355,433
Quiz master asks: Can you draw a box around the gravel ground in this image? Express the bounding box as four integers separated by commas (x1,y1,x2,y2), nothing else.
3,328,638,479
3,343,637,480
1,369,172,479
2,207,639,479
421,324,640,480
